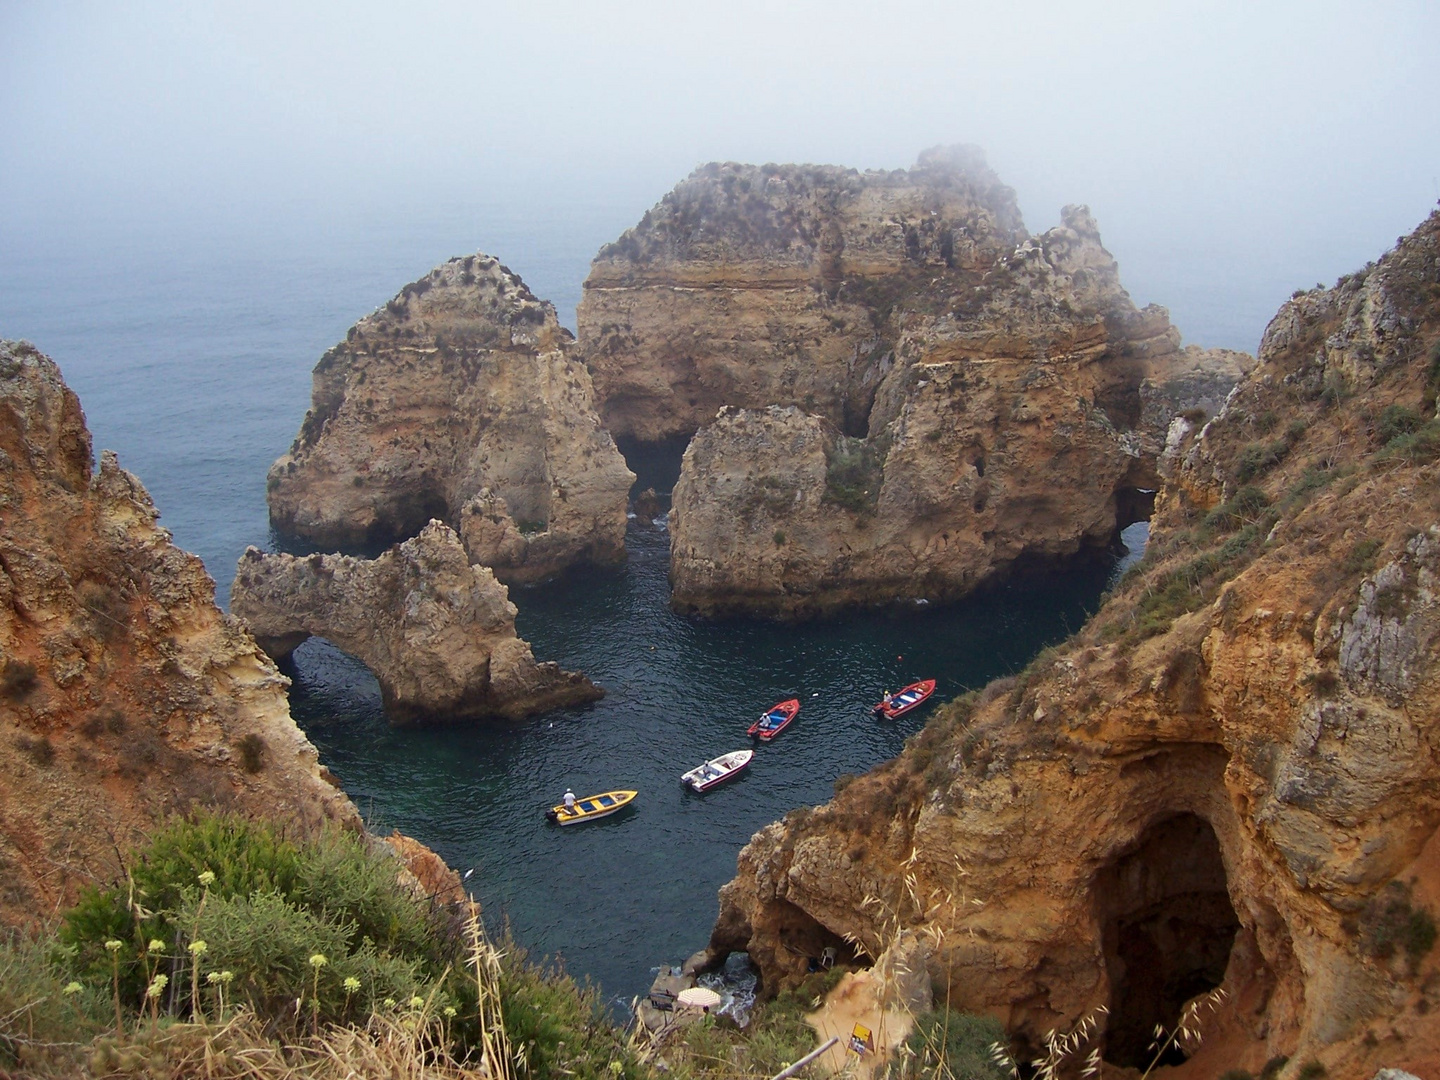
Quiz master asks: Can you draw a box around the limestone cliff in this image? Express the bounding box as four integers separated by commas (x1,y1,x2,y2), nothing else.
0,341,359,930
710,211,1440,1078
666,198,1249,618
268,255,633,583
579,146,1028,442
231,522,601,724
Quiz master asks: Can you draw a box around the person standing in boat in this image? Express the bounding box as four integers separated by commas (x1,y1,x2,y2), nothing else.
563,789,576,813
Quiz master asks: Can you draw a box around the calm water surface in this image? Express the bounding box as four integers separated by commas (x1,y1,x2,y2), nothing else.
2,208,1151,1006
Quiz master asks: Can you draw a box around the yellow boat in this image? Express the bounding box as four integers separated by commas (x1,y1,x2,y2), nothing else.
545,790,637,825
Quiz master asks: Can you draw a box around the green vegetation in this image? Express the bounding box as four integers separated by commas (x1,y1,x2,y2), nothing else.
823,436,884,515
661,967,844,1079
3,812,658,1078
1342,538,1382,576
885,1008,1009,1080
1378,418,1440,463
1357,880,1437,973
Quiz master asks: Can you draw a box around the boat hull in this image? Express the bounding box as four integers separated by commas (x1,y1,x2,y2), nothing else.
545,789,638,825
873,679,936,719
682,749,754,792
747,699,800,741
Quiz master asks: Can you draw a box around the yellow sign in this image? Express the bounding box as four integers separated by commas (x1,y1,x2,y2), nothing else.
849,1023,873,1056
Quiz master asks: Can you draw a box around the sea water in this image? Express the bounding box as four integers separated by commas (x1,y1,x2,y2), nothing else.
0,198,1201,1007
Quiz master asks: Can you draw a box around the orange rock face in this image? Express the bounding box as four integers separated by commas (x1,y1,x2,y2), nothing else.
268,255,633,584
0,342,360,929
231,522,602,724
711,211,1440,1076
662,195,1250,619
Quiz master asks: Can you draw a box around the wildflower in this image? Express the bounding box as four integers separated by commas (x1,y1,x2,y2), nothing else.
189,940,207,957
146,973,169,998
383,997,397,1009
308,953,328,969
104,939,123,953
197,870,216,887
206,971,224,985
443,1006,457,1019
63,981,84,996
148,939,166,954
343,976,361,993
409,995,424,1009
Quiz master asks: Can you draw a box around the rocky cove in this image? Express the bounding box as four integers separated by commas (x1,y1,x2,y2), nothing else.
1,148,1437,1079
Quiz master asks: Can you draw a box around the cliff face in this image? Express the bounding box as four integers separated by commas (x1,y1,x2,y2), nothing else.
579,146,1029,443
268,255,634,583
710,211,1440,1077
231,522,602,724
666,199,1249,618
0,342,359,930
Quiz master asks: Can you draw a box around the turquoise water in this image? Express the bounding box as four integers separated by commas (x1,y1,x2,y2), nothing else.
2,205,1149,1007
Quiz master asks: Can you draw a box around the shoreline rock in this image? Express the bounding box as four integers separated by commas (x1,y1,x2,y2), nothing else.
663,196,1250,618
231,521,602,724
706,209,1440,1076
0,340,360,929
268,254,633,583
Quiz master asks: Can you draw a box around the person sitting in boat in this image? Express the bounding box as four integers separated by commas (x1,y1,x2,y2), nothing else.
563,789,576,812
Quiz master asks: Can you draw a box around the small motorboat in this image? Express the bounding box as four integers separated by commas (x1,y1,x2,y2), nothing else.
747,699,800,741
682,749,754,792
872,679,936,719
545,790,637,825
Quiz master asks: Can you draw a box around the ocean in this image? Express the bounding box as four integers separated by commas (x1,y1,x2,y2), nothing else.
0,196,1266,1006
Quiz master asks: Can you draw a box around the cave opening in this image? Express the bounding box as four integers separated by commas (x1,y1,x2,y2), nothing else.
614,434,691,502
1095,813,1239,1069
1113,486,1156,532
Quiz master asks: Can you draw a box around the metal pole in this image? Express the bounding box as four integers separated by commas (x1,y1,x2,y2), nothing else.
768,1035,841,1080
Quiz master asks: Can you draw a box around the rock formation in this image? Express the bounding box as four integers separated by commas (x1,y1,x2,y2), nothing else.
231,522,601,724
0,341,359,929
661,188,1250,617
579,146,1029,443
268,255,634,583
709,211,1440,1078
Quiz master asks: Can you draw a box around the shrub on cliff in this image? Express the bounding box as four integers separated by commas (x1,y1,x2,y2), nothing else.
887,1008,1009,1080
57,813,445,1023
12,812,654,1078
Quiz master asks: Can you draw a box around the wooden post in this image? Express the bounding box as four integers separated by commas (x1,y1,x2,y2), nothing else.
767,1035,841,1080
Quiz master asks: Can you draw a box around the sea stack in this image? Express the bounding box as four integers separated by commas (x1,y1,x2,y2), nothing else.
268,254,634,583
606,160,1253,617
231,522,603,724
0,341,358,928
709,209,1440,1077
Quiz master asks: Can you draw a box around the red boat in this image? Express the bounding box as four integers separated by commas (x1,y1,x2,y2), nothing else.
872,679,936,719
747,699,800,741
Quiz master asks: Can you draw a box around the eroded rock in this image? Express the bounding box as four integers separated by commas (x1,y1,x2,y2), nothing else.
709,210,1440,1077
664,193,1236,617
0,341,360,930
231,522,601,723
268,255,633,583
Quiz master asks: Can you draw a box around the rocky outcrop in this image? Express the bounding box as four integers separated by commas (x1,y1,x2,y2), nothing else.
268,255,633,583
579,146,1029,442
0,341,360,930
710,211,1440,1078
231,522,601,724
666,196,1244,618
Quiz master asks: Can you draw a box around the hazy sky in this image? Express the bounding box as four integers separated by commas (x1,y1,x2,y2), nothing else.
3,1,1439,349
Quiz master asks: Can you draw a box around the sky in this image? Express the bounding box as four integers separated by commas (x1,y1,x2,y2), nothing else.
3,0,1439,351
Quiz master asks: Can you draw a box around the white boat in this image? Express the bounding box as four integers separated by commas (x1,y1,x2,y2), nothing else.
682,749,754,793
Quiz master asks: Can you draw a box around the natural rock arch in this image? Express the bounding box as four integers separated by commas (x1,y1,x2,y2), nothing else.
231,523,601,725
